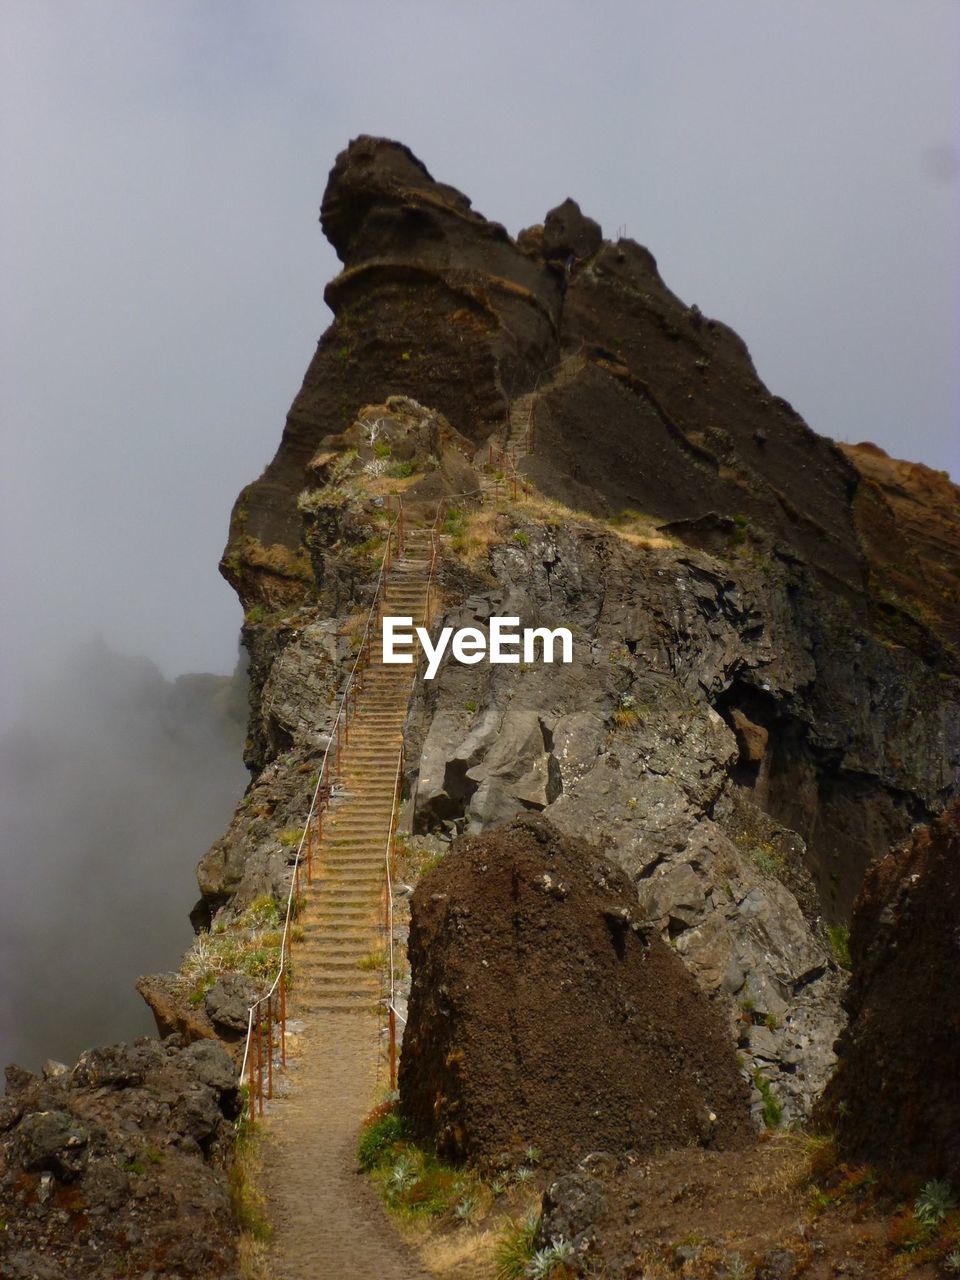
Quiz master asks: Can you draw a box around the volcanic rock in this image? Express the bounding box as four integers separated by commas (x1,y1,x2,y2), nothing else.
398,815,753,1168
0,1037,240,1279
822,800,960,1181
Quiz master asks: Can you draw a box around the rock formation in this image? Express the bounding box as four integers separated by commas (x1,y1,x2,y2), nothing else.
4,135,959,1275
0,1040,241,1279
199,135,959,1126
822,799,960,1182
399,816,753,1168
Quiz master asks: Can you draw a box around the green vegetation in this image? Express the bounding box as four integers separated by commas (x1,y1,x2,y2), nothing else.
753,1069,783,1129
748,839,787,880
512,530,529,548
277,827,305,848
826,922,852,969
528,1240,575,1278
373,439,392,459
230,1108,272,1243
386,459,415,478
180,895,287,1006
915,1179,957,1227
357,1104,484,1224
442,505,466,537
357,1106,407,1171
494,1210,539,1280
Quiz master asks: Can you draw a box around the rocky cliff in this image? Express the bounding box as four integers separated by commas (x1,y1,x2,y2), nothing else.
3,136,959,1277
200,135,960,1127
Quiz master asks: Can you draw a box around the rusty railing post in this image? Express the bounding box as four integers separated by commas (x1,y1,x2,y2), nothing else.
255,1004,264,1116
247,1039,256,1127
389,1006,397,1090
266,996,274,1099
279,968,287,1069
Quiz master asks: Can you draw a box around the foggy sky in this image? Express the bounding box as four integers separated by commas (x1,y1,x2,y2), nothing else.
3,0,959,714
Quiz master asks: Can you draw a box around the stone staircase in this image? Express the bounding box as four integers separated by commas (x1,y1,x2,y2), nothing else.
294,529,432,1016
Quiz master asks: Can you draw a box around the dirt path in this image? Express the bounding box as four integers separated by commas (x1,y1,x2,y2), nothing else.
257,1012,432,1280
254,538,434,1278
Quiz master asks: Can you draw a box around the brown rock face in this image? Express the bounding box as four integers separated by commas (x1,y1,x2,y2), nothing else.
822,800,960,1181
840,440,960,652
226,135,562,607
225,134,959,661
398,816,753,1169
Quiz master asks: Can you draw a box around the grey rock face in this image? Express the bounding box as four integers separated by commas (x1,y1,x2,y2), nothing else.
402,517,958,1122
203,973,262,1034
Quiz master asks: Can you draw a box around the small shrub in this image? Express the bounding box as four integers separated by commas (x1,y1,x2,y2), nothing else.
443,505,466,536
915,1178,956,1226
464,700,478,713
513,530,529,547
453,1193,478,1222
387,1155,418,1196
387,460,414,478
749,840,786,879
612,707,640,729
373,440,392,459
753,1070,783,1129
357,1106,407,1171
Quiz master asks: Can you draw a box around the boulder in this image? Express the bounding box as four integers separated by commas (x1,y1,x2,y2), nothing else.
399,816,753,1168
204,973,261,1035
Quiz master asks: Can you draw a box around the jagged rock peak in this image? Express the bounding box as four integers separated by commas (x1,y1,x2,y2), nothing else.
541,196,603,262
320,134,505,265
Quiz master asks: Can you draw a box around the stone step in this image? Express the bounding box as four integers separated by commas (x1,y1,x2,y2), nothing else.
317,860,388,871
295,997,380,1015
299,972,380,991
312,896,378,906
299,926,380,944
309,911,381,921
296,953,375,970
308,880,383,894
308,907,379,923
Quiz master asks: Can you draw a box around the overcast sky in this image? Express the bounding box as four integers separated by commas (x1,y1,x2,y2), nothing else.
3,1,958,715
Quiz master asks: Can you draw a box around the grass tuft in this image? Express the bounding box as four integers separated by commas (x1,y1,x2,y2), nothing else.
495,1210,540,1279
